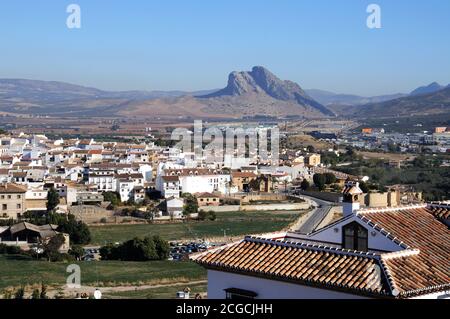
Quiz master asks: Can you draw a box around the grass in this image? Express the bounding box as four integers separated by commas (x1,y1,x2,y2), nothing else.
103,283,207,299
90,210,303,245
0,255,206,290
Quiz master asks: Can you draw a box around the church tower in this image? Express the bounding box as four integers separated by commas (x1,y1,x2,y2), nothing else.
342,181,363,217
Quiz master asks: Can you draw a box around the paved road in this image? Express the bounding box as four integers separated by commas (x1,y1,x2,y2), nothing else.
290,193,334,234
296,205,332,234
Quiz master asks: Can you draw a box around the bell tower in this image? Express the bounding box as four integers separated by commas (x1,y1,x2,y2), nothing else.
342,181,363,217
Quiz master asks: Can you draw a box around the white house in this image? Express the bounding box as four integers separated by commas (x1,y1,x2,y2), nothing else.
157,168,231,198
116,179,135,202
166,197,184,218
193,182,450,299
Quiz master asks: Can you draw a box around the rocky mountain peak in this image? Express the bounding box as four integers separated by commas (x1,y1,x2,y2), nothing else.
199,66,335,116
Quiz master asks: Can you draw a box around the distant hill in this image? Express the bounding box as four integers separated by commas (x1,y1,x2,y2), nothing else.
353,86,450,118
1,76,448,119
410,82,448,96
0,67,334,119
0,79,216,116
305,89,405,106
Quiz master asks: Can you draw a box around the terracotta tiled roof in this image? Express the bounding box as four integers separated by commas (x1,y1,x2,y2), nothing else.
0,184,27,193
428,205,450,220
357,206,450,298
194,205,450,298
232,172,257,178
162,175,179,182
194,236,391,297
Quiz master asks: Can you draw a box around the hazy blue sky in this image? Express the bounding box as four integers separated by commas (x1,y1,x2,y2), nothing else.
1,0,449,96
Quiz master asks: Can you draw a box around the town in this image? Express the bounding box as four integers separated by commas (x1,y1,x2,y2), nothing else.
0,118,448,299
1,0,449,306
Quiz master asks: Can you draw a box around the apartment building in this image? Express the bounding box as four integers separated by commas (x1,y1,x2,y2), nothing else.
0,184,27,219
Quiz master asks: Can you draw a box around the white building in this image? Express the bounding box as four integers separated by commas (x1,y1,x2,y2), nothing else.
193,184,450,299
117,179,135,202
156,168,231,198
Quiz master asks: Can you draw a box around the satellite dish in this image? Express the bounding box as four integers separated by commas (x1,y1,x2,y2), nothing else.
94,289,102,299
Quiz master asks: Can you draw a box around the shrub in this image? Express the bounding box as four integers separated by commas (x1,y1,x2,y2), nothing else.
100,236,170,261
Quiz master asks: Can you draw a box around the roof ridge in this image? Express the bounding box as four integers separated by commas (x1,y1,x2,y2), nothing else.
357,204,427,214
246,236,381,259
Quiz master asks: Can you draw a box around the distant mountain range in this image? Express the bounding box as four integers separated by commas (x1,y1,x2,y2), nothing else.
0,67,334,118
0,72,448,119
305,89,406,107
305,82,450,118
352,86,450,118
409,82,449,96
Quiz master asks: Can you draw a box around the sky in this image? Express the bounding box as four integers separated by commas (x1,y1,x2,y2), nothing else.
0,0,449,96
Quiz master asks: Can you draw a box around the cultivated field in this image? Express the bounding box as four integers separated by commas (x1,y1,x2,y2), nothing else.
90,211,303,245
0,255,205,292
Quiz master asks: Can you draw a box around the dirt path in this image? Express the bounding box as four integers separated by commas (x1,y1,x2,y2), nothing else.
50,280,208,298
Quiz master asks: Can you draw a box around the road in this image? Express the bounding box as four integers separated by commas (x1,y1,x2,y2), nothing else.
289,193,334,234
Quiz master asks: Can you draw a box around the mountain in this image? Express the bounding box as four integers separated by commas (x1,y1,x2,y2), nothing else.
353,86,450,118
0,79,217,116
410,82,446,96
0,71,333,118
199,66,335,117
305,89,406,106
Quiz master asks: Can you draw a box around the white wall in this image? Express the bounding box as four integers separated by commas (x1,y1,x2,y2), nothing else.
207,270,367,299
294,216,405,252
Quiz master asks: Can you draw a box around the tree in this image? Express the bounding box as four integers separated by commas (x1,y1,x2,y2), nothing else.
69,245,84,260
207,211,217,221
359,181,370,194
46,188,60,212
40,283,48,299
306,145,315,153
324,173,337,185
103,192,121,207
181,193,198,216
249,178,261,192
100,236,170,261
43,233,66,261
198,210,208,221
313,174,326,191
31,289,40,299
58,214,91,245
300,179,310,191
153,235,170,260
14,287,25,299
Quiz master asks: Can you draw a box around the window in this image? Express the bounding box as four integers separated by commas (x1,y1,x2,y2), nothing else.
343,222,368,252
2,204,6,211
17,204,21,209
17,195,21,199
224,288,257,300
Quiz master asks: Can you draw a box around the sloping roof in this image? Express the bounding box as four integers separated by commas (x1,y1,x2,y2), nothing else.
0,184,27,193
428,205,450,220
193,236,391,297
232,172,257,178
162,175,179,182
356,206,450,298
9,222,59,238
194,204,450,298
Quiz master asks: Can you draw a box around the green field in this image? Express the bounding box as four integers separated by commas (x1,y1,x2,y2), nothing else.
90,211,303,245
0,255,206,291
103,283,207,299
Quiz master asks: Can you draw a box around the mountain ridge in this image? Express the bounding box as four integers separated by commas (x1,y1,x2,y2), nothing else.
199,66,335,117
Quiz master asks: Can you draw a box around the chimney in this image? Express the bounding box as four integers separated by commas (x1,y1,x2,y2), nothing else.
342,181,363,217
